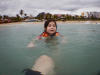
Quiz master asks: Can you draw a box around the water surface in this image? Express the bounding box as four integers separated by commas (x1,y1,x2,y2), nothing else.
0,22,100,75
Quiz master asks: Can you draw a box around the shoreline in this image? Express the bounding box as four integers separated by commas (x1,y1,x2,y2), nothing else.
56,20,100,24
0,22,23,26
0,20,100,26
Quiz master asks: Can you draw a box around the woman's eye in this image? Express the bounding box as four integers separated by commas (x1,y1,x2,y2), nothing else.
53,25,56,27
48,24,56,27
48,25,51,27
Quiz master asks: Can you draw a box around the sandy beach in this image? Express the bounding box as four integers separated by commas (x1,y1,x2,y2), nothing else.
0,21,100,26
56,20,100,24
0,22,23,26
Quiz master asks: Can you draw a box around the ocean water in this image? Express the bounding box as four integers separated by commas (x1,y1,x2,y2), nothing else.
0,22,100,75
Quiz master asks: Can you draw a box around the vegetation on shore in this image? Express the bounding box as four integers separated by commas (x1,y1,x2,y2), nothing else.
0,9,100,24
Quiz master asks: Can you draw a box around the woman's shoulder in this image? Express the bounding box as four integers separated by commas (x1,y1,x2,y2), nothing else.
37,32,62,40
56,32,63,37
36,32,45,40
55,32,59,36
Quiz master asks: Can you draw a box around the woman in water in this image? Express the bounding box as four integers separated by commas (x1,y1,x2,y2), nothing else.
38,19,60,39
27,19,61,48
25,20,66,75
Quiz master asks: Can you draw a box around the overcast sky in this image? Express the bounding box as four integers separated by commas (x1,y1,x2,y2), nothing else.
0,0,100,16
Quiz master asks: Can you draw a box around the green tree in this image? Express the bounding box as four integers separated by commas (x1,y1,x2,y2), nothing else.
20,9,24,17
16,14,21,21
3,15,9,19
53,15,58,20
0,15,2,20
45,13,52,20
24,13,28,19
24,13,27,17
80,16,85,20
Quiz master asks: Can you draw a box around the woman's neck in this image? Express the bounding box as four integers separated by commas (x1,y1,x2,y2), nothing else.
45,32,56,36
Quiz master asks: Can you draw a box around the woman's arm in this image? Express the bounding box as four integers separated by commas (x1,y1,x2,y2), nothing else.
27,35,42,48
59,34,67,44
27,37,39,48
27,39,35,48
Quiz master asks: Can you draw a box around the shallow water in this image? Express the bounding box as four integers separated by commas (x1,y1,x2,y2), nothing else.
0,22,100,75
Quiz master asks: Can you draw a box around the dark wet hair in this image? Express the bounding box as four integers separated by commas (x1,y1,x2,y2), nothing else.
44,19,57,32
23,68,42,75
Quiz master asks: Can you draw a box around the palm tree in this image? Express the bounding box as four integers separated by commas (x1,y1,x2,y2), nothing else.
45,13,52,20
20,9,24,17
0,15,2,23
3,15,9,19
16,14,21,21
0,15,2,20
24,13,27,17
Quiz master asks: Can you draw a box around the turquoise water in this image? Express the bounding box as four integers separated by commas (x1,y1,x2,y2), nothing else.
0,22,100,75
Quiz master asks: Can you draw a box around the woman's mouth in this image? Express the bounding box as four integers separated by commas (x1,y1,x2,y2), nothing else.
51,30,54,31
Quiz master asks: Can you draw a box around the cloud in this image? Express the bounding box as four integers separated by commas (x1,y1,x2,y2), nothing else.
0,0,100,16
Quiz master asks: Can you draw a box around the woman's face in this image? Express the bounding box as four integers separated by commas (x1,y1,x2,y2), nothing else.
46,21,57,35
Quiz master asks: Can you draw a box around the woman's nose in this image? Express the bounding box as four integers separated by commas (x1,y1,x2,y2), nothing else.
51,26,53,28
51,27,53,29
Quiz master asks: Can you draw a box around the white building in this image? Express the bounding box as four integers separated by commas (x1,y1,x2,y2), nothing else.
87,12,100,18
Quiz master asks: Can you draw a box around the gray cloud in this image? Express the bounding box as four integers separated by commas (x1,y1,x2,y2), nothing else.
0,0,100,16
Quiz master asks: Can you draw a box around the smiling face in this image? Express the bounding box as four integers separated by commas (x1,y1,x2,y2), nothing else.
46,21,57,35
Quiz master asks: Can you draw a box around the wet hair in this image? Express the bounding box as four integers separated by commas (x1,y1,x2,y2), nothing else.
44,19,57,32
23,68,42,75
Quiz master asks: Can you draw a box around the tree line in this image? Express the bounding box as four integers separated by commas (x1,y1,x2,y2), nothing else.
36,12,100,21
0,9,100,24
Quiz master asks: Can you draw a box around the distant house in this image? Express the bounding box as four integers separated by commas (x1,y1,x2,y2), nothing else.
87,12,100,18
0,19,11,23
24,19,41,22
